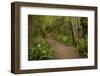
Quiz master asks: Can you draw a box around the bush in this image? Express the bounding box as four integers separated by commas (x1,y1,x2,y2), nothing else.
77,36,88,58
28,38,54,60
52,33,71,45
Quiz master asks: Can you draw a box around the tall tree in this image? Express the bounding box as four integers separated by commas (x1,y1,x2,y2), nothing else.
70,17,83,46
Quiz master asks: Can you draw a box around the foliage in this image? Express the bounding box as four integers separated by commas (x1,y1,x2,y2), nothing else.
76,17,88,58
28,38,54,60
76,36,88,58
50,17,73,45
28,15,88,60
81,17,88,38
28,15,72,48
52,33,72,45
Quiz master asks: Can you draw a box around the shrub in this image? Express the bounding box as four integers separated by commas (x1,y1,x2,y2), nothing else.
77,36,88,58
28,38,54,60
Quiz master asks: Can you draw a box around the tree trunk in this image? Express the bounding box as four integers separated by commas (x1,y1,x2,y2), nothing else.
71,17,82,46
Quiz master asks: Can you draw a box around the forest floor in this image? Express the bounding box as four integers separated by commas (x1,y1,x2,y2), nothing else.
46,33,81,59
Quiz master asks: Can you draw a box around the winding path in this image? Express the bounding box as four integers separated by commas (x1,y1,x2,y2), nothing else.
46,33,81,59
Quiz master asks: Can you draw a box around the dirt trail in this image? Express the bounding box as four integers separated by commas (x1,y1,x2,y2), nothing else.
46,33,81,59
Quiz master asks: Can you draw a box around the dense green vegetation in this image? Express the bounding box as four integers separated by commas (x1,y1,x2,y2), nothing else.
76,36,88,58
28,38,53,60
76,18,88,58
28,15,88,60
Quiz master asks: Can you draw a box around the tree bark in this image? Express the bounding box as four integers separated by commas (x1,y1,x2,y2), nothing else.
71,17,82,46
